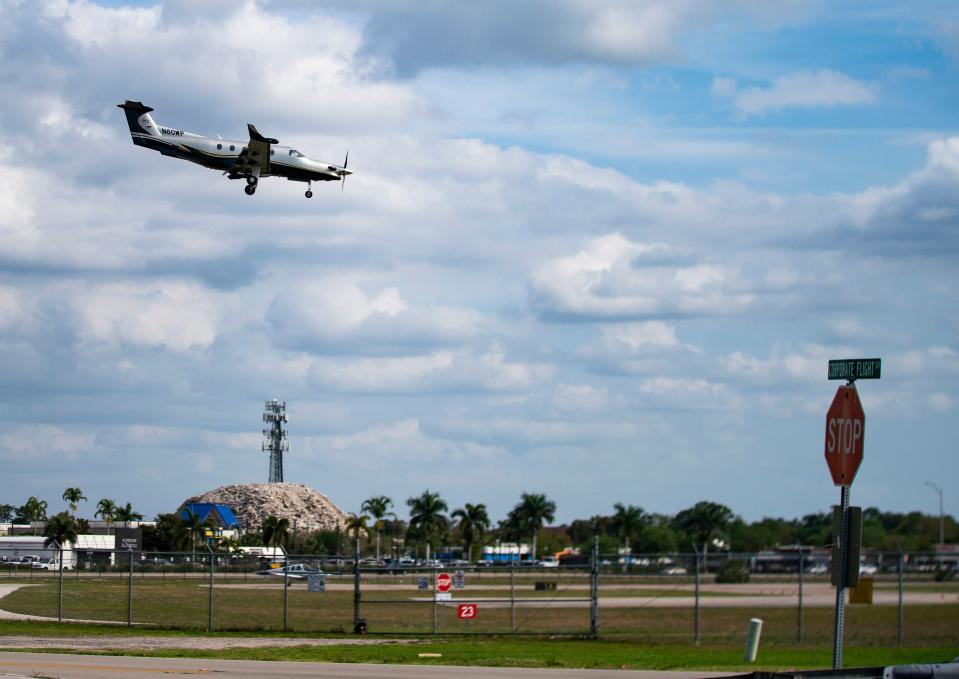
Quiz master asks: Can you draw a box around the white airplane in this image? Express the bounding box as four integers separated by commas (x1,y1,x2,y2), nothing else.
257,563,323,583
118,100,351,197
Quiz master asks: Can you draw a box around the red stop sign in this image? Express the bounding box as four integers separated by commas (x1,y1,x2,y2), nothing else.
824,385,865,486
436,572,452,593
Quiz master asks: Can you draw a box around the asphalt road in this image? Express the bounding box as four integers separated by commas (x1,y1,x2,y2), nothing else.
0,652,737,678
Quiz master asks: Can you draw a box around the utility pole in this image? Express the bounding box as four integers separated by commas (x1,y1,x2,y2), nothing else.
262,400,289,483
925,482,944,547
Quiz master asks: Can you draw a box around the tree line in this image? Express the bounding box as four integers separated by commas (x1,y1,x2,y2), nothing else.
3,489,955,556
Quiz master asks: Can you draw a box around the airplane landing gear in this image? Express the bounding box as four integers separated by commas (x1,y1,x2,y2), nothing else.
246,176,258,186
244,184,256,196
305,181,313,198
305,190,313,198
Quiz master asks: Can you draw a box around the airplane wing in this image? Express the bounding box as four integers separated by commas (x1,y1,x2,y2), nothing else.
234,124,278,177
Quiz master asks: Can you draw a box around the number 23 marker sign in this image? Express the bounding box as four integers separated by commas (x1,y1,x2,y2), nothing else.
457,604,477,619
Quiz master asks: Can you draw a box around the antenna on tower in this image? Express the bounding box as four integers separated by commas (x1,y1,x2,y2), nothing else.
261,399,289,483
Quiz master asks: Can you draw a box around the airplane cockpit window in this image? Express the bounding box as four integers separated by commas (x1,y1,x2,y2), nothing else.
289,149,304,158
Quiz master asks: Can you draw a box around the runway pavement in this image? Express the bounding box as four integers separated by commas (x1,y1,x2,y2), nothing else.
0,652,737,679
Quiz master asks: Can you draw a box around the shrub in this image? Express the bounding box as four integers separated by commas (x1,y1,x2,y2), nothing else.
933,567,955,582
715,558,751,583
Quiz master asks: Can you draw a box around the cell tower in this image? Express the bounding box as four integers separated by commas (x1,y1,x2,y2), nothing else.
261,399,289,483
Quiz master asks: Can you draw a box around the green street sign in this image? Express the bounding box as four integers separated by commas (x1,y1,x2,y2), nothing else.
828,358,881,381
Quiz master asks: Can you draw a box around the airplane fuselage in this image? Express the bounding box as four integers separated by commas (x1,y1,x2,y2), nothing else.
119,100,350,197
132,126,342,183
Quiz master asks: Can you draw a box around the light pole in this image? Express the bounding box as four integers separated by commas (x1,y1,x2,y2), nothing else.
925,482,944,548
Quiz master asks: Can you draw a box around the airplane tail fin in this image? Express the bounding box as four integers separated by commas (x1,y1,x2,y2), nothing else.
117,100,161,139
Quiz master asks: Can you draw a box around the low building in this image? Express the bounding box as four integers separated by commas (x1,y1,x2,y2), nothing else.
0,535,77,567
179,503,240,544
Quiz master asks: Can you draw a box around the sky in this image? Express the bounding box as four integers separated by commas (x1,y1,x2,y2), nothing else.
0,0,957,527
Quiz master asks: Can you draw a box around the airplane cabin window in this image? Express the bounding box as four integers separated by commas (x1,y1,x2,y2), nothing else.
216,143,222,150
230,145,235,151
270,149,275,156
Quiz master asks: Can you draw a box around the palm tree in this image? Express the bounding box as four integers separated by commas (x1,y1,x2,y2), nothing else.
20,496,48,522
512,492,556,562
262,515,290,557
62,488,87,518
361,495,395,560
406,490,449,562
43,511,79,569
95,498,117,533
610,503,646,571
610,503,646,553
180,509,210,561
345,513,373,553
115,502,144,527
452,503,491,563
673,501,734,560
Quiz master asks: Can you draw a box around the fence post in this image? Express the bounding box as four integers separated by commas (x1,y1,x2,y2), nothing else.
283,556,289,632
510,559,516,633
694,546,701,645
590,534,599,637
127,546,133,627
798,549,804,644
207,545,214,632
897,548,904,645
57,541,64,623
353,537,361,633
431,560,437,635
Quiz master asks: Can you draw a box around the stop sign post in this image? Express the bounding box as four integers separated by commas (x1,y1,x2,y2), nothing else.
824,361,878,672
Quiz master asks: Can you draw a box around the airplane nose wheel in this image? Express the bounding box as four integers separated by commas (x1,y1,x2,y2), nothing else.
305,190,313,198
244,184,256,196
305,181,313,198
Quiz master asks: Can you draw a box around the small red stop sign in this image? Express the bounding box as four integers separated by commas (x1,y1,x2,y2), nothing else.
824,385,865,486
436,572,452,593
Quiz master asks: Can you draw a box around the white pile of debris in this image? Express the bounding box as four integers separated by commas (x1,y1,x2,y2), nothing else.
183,482,347,533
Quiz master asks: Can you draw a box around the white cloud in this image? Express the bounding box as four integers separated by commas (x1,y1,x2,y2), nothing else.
314,418,505,471
308,344,554,393
530,233,753,319
730,69,876,116
0,425,96,462
0,286,24,330
552,383,609,412
637,376,739,411
267,278,479,353
71,280,234,352
600,321,680,353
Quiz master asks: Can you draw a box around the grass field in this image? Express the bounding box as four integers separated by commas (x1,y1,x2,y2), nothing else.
2,633,957,672
2,577,957,644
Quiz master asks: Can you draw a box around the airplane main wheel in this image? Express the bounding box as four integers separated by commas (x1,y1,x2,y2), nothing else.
305,190,313,198
244,185,256,195
246,176,258,186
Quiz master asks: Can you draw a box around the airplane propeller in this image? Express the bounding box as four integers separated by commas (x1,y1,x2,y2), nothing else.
341,150,349,190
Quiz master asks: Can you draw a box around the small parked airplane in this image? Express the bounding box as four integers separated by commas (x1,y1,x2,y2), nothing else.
257,563,323,584
118,100,351,197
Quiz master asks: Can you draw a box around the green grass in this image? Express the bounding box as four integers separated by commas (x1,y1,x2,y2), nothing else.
3,579,957,642
13,638,959,672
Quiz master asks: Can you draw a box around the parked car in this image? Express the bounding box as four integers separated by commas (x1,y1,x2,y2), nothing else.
537,557,560,568
31,558,73,571
661,565,688,575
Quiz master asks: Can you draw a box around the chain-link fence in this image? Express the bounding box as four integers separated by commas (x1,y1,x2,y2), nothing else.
1,546,956,643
